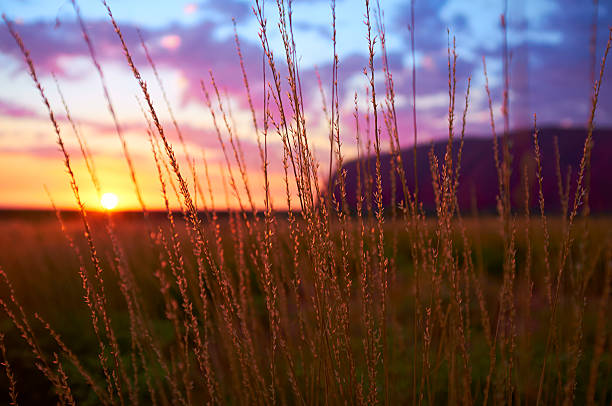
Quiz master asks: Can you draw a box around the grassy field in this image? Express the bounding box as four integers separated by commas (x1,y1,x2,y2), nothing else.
1,0,611,404
0,214,610,404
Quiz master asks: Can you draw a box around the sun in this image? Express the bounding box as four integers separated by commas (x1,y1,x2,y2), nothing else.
100,192,119,210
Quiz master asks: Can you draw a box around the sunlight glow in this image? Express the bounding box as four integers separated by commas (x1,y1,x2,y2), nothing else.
100,192,119,210
160,34,181,50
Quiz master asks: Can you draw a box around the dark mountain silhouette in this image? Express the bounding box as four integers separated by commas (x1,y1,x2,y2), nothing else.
332,127,612,214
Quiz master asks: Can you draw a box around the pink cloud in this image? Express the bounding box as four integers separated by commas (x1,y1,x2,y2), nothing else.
160,34,181,50
184,4,198,15
0,100,40,119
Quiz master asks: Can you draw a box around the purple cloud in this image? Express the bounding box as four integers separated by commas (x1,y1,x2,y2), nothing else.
1,0,610,153
0,99,40,119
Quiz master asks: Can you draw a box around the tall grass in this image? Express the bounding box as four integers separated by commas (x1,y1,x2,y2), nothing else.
1,1,612,405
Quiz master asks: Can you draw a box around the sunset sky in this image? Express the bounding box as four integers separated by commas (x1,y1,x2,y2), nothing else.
0,0,610,210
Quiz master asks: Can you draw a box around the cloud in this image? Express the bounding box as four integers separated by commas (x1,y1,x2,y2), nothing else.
1,0,610,152
0,99,40,119
159,34,181,50
184,3,198,15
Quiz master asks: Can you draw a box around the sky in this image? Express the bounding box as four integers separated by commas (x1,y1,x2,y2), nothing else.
0,0,610,210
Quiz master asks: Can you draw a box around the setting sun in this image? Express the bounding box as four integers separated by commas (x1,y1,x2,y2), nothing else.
100,192,119,210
